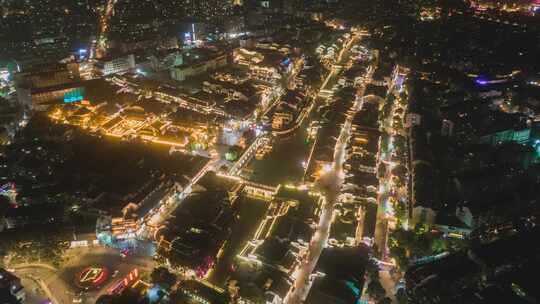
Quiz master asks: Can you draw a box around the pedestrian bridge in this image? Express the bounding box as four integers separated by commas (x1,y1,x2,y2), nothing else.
243,181,277,200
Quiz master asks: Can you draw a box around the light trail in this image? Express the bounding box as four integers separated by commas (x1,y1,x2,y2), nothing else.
94,0,117,59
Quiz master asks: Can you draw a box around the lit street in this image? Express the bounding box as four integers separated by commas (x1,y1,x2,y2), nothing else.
2,1,539,304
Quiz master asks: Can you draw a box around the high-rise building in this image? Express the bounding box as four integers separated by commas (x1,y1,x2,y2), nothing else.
14,63,84,110
94,54,136,76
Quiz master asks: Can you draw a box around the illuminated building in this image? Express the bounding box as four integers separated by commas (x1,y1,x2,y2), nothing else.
249,65,280,83
177,280,229,304
232,48,290,84
224,14,247,37
479,127,532,145
149,51,184,72
14,64,79,89
470,0,540,13
17,83,86,110
94,54,136,76
96,216,141,249
405,113,422,128
95,178,186,250
272,112,294,130
14,63,83,109
170,50,228,81
202,80,255,103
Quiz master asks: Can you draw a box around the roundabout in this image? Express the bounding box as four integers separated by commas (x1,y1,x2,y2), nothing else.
75,266,109,290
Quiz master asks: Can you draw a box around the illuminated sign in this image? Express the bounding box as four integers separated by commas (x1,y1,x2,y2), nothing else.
475,78,488,85
0,70,10,82
533,139,540,157
108,268,139,295
79,49,88,60
115,232,136,240
64,88,84,103
80,268,105,283
75,266,109,289
184,32,193,45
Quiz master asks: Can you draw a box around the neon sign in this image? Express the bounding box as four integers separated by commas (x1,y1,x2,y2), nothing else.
64,88,83,103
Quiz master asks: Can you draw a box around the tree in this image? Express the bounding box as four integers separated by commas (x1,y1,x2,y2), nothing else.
393,135,407,152
391,228,415,247
367,280,386,301
372,243,381,257
396,290,409,304
389,244,409,269
96,289,148,304
392,164,408,177
389,229,412,268
377,163,387,179
365,258,380,281
242,129,256,145
225,146,243,161
392,200,407,225
96,295,115,304
393,118,404,131
150,267,177,289
448,237,467,252
378,297,393,304
430,238,447,254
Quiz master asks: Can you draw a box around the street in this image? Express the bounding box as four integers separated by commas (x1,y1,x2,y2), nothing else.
10,246,155,304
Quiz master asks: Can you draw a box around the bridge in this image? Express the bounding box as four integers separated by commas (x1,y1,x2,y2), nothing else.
272,97,315,137
154,91,232,119
243,181,278,200
228,134,271,176
217,173,278,201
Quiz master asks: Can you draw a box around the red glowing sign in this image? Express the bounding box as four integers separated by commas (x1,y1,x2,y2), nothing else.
108,268,139,295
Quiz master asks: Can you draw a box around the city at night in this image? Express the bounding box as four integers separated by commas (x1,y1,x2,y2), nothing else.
0,0,539,303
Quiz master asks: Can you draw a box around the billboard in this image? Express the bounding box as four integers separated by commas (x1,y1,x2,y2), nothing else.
64,88,84,103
